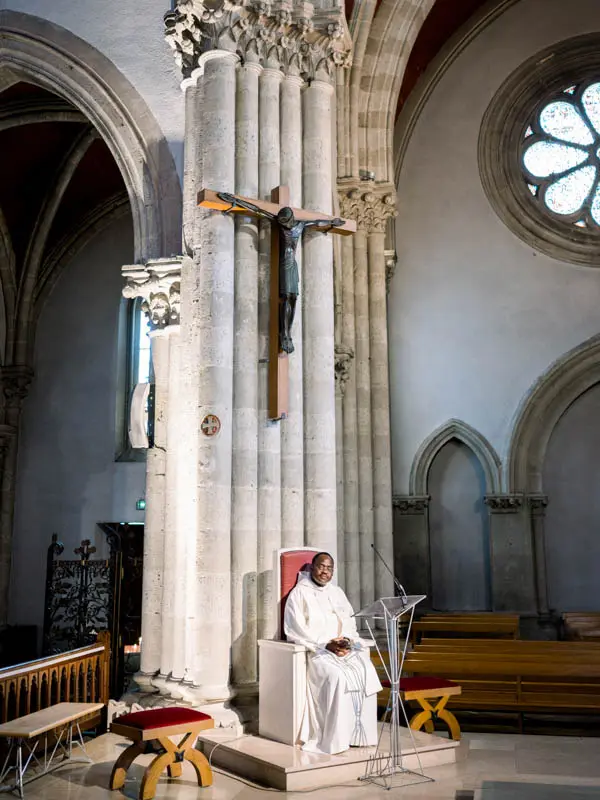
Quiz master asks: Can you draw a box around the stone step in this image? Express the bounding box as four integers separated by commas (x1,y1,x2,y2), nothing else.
198,723,459,791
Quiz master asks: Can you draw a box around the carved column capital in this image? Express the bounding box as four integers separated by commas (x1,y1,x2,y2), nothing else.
122,257,186,331
484,494,524,513
338,180,397,234
165,0,351,81
393,494,430,515
334,343,354,396
1,366,34,410
528,494,548,516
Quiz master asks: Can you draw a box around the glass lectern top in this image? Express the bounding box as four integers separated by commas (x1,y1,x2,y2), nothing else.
354,595,426,619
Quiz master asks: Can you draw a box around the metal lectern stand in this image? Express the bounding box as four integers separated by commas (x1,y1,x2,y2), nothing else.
355,595,433,790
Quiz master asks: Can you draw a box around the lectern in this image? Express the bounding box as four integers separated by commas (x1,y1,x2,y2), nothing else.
354,594,433,790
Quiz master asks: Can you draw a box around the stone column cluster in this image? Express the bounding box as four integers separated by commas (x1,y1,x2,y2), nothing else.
122,0,351,716
121,257,184,693
336,182,397,612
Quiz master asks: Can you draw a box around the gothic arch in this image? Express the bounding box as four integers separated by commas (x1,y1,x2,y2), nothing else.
507,335,600,494
410,419,502,495
358,0,435,182
0,10,182,263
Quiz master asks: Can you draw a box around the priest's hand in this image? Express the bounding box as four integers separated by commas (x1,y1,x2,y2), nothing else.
326,638,351,657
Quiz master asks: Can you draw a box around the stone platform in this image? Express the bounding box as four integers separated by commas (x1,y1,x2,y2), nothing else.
198,724,459,791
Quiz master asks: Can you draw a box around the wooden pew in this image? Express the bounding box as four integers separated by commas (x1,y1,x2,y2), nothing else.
412,614,520,642
561,613,600,641
414,639,600,654
401,649,600,718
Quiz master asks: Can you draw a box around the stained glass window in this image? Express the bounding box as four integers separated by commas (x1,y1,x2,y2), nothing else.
522,82,600,227
136,307,152,384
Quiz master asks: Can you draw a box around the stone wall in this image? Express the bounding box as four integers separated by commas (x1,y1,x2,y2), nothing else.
391,0,600,613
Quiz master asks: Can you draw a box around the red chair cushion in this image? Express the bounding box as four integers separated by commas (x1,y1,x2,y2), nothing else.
280,549,319,639
381,676,459,691
113,707,212,731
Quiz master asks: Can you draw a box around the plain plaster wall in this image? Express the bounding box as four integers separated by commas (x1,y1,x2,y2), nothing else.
543,384,600,612
391,0,600,492
9,214,146,632
0,0,185,178
428,440,491,610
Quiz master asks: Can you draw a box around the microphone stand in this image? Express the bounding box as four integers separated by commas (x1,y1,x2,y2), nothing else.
371,543,408,605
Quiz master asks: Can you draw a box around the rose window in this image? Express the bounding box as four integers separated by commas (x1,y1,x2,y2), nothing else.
522,82,600,228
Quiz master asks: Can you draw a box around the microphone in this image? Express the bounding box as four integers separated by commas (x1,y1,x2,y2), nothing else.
371,543,408,604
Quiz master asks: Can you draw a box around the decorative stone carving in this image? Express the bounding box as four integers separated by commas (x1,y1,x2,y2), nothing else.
392,495,430,515
484,494,524,513
164,0,351,81
338,182,397,234
528,495,548,516
384,250,397,294
122,258,183,330
0,424,16,458
334,343,354,395
1,366,34,410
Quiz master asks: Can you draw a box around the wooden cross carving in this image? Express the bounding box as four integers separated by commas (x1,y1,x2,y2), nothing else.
198,186,356,421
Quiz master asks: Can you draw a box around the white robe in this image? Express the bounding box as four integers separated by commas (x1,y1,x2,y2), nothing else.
283,572,382,755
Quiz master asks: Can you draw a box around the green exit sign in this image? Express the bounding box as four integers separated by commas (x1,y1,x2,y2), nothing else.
136,498,146,511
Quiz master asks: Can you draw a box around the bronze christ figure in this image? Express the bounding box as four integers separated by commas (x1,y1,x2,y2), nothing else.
218,192,343,354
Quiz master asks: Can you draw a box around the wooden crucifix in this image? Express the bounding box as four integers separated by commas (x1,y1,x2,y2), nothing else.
198,186,356,421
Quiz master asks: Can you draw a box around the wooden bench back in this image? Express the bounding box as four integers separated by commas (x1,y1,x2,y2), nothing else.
0,632,110,725
412,620,519,640
414,639,600,653
562,613,600,641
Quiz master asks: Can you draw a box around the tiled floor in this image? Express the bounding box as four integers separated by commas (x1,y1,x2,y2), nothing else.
11,731,600,799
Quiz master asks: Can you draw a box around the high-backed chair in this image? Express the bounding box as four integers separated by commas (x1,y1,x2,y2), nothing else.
257,547,321,746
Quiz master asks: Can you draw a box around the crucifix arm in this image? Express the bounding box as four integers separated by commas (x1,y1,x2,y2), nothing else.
217,192,276,221
303,217,345,231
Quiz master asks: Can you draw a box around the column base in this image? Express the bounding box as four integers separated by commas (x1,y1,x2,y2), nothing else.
152,673,172,695
132,671,160,694
193,701,244,735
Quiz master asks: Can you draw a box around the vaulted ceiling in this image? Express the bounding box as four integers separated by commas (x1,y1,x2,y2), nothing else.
0,81,128,364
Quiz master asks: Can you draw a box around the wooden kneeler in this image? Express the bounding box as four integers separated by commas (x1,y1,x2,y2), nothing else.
382,677,462,740
110,707,214,800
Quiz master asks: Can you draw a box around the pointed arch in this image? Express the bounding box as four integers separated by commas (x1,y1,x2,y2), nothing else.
410,419,502,495
0,10,182,263
507,334,600,494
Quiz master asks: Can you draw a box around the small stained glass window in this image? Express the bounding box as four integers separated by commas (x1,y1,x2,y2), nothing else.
136,309,152,384
522,81,600,228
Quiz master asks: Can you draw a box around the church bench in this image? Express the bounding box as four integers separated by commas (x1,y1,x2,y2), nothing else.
401,650,600,720
420,613,518,620
0,701,104,796
412,618,519,642
561,613,600,641
414,639,600,654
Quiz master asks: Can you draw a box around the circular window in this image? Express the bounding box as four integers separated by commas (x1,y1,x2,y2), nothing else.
479,34,600,266
522,83,600,228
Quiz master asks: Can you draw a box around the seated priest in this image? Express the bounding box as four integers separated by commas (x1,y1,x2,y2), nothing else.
284,552,382,755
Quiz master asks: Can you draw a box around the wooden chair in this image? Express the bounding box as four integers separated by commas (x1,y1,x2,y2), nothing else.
109,707,213,800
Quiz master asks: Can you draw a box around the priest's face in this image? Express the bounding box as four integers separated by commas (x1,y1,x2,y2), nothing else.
311,554,334,586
